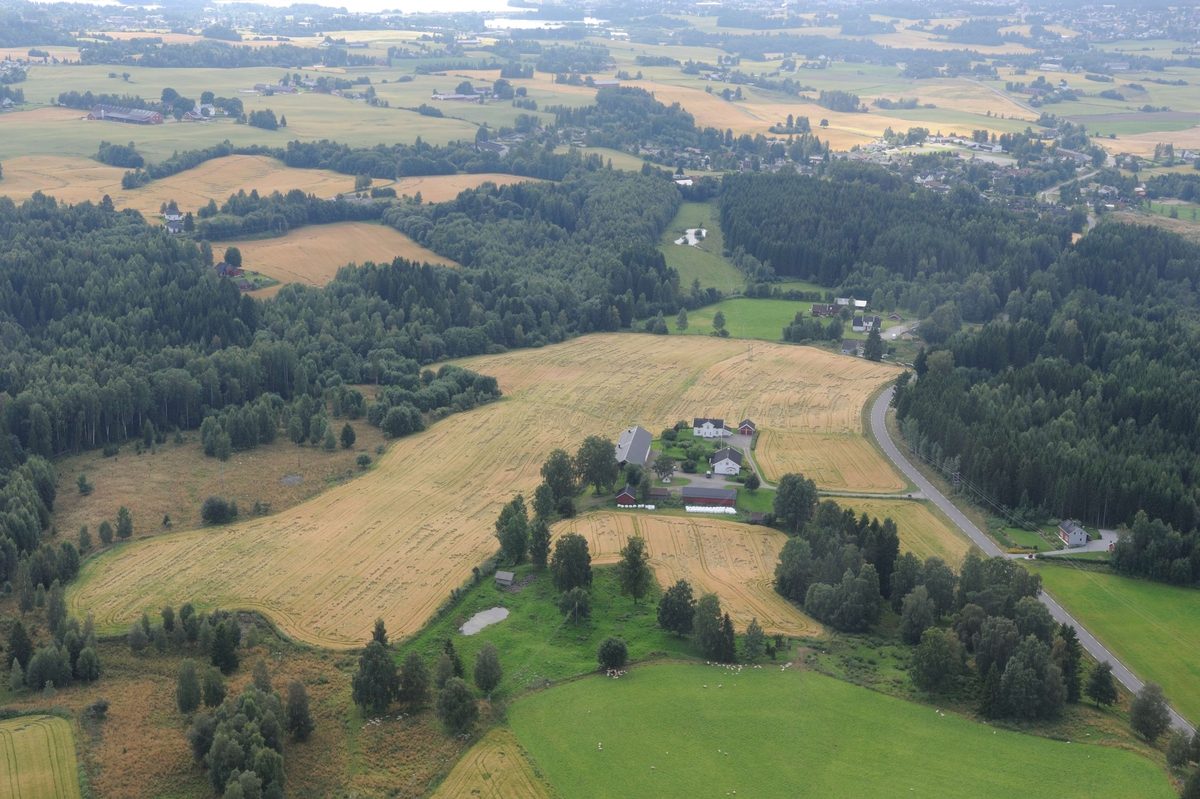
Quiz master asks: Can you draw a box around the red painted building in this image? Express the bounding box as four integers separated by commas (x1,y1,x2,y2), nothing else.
682,487,737,506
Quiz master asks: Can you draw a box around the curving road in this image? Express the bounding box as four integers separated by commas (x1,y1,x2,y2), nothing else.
871,387,1194,734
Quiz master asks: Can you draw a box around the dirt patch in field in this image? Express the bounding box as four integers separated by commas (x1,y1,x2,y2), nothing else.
556,511,823,637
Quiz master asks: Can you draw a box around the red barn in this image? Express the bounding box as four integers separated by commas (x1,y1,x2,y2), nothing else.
616,485,637,506
738,419,756,436
682,486,737,506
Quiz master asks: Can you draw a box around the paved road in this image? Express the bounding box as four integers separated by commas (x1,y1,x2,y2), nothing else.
871,388,1194,733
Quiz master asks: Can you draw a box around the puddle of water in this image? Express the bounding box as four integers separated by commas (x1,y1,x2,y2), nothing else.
673,228,706,246
459,606,510,635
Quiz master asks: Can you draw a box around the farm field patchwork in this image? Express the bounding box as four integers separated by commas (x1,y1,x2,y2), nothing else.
1028,562,1200,725
508,665,1173,799
430,728,551,799
0,715,82,799
68,334,898,647
554,512,821,636
210,221,457,297
756,431,907,493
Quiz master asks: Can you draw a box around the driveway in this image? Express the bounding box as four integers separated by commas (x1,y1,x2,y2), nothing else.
1042,528,1119,556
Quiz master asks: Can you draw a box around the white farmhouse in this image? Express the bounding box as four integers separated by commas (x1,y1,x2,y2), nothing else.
710,447,743,476
693,417,732,439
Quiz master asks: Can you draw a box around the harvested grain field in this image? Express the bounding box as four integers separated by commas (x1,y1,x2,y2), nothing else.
556,512,822,637
387,172,538,203
757,431,906,493
431,728,552,799
839,498,971,565
210,221,457,297
0,716,82,799
69,334,894,648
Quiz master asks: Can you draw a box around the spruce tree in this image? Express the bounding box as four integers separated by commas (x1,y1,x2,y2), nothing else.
116,506,133,539
352,640,398,714
177,659,202,713
372,618,388,647
399,650,430,709
286,679,315,741
528,518,551,568
1085,661,1118,708
201,666,226,708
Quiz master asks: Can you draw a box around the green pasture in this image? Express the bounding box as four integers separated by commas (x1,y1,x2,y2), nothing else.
553,144,645,172
659,201,744,292
1003,527,1058,551
1029,562,1200,725
509,665,1173,799
402,564,691,698
674,298,799,340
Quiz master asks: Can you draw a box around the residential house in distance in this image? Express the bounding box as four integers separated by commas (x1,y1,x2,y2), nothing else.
215,262,244,278
811,304,838,317
693,417,732,439
615,425,652,467
87,104,164,124
854,299,868,310
1057,519,1089,548
476,140,509,157
737,419,755,436
593,78,621,88
234,277,253,292
841,340,861,356
164,211,184,223
852,315,882,333
681,486,737,506
165,220,183,235
616,485,637,506
710,447,742,476
431,92,481,102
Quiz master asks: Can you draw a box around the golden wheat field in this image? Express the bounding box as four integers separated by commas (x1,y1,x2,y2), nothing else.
556,512,822,637
211,221,457,297
840,498,972,565
0,716,82,799
756,431,906,493
430,728,552,799
68,334,898,648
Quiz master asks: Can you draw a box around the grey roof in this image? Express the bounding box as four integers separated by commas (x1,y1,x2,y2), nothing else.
615,425,652,465
711,447,743,465
841,340,860,355
693,417,725,428
1060,519,1085,536
738,419,755,430
91,104,161,123
682,486,737,501
495,570,515,584
616,484,637,498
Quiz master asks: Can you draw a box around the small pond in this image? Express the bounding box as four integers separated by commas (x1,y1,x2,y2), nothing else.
459,606,510,635
674,228,706,246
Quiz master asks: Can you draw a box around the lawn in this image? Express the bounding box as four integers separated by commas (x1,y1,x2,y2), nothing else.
675,298,802,340
1028,562,1200,725
1004,526,1058,552
659,201,743,292
404,564,693,697
0,715,82,799
509,665,1173,799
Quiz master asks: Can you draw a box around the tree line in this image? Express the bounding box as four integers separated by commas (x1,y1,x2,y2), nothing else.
193,188,384,240
78,38,321,69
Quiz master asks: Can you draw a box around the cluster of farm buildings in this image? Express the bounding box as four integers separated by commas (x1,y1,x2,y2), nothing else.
612,417,757,509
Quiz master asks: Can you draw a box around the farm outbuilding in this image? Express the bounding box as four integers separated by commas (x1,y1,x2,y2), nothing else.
495,571,516,587
616,485,637,506
615,425,652,467
738,419,756,435
681,486,737,506
710,447,743,476
87,104,164,124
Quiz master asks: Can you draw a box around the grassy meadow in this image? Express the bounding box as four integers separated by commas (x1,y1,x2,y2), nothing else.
1029,561,1200,724
659,201,744,292
509,665,1175,799
0,716,82,799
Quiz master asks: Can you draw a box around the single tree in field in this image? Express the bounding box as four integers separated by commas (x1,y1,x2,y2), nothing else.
616,535,652,604
558,587,592,624
116,506,133,539
177,659,202,713
78,525,92,553
322,427,337,452
352,640,399,714
224,247,242,268
712,310,726,332
864,327,884,361
575,436,619,494
652,455,676,483
286,679,315,741
551,533,593,592
436,677,478,733
772,473,818,532
744,472,761,491
473,642,503,695
76,472,93,495
399,650,430,709
743,618,765,660
529,518,551,568
597,637,628,670
676,307,688,331
1085,661,1118,708
372,618,388,647
693,593,725,659
540,449,576,504
201,666,226,708
340,423,356,449
1129,682,1171,743
657,579,696,636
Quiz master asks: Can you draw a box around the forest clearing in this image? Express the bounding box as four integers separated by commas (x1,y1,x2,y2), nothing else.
554,512,823,637
210,221,457,297
67,334,897,648
0,715,82,799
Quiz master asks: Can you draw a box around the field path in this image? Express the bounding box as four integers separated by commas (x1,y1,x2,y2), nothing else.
69,335,897,648
871,387,1195,734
